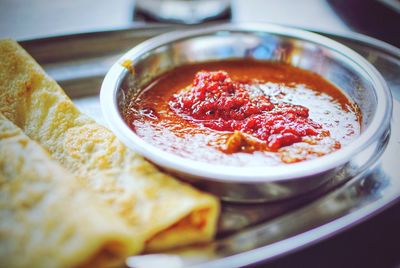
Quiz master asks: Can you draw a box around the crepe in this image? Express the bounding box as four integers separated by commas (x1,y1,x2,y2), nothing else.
0,39,219,252
0,114,142,268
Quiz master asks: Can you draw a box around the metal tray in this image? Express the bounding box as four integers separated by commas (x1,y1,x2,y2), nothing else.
20,25,400,268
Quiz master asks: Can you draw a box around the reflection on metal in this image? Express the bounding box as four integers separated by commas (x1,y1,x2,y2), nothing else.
101,24,392,203
21,24,400,267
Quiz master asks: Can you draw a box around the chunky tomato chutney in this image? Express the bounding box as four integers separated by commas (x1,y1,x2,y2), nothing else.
125,60,361,166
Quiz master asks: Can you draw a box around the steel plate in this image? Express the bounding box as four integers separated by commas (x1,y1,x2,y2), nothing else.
19,25,400,268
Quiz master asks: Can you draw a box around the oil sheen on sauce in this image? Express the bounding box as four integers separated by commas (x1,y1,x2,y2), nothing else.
125,60,361,166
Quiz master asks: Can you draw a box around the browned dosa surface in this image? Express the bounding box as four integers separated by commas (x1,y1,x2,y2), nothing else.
0,114,142,268
0,38,219,266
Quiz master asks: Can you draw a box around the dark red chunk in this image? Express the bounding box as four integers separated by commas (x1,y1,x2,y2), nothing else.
169,70,326,150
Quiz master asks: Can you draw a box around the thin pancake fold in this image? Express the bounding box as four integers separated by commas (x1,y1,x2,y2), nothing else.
0,114,142,268
0,39,219,252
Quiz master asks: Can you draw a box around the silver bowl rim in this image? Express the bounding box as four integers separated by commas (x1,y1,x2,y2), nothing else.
100,23,392,183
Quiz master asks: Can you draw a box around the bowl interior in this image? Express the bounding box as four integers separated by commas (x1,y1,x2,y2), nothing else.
119,30,376,131
103,25,390,182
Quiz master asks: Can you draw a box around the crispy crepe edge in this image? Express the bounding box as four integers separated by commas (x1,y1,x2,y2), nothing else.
0,114,143,268
0,38,220,252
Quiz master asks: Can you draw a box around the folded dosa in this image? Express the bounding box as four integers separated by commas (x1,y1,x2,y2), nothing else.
0,39,219,252
0,114,142,268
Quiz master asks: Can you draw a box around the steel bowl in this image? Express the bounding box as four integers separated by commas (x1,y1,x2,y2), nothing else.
100,23,392,203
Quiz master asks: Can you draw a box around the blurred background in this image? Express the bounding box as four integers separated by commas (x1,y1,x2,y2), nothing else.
0,0,399,267
0,0,398,46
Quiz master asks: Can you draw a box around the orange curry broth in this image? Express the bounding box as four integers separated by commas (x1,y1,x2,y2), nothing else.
125,60,361,166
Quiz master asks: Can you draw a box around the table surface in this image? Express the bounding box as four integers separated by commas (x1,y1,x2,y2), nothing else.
1,1,399,267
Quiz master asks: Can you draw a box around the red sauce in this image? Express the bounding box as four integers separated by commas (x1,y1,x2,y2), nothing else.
170,70,328,150
125,60,360,166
